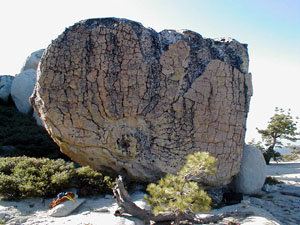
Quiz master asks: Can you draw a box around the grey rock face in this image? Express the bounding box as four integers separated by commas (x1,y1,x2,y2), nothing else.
31,18,252,184
0,75,14,102
11,49,44,115
21,49,44,72
233,145,266,194
11,69,36,114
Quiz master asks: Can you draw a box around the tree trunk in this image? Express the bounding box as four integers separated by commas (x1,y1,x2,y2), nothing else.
264,152,271,165
272,135,277,148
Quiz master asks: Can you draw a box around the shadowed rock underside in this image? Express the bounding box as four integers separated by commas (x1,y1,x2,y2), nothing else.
31,18,252,185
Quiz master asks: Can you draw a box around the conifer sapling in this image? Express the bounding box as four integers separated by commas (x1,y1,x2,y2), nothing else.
145,152,217,223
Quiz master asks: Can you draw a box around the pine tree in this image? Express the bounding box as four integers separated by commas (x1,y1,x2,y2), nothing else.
256,108,299,164
145,152,217,225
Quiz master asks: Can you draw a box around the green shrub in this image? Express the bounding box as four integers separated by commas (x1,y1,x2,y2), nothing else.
74,166,115,197
0,104,68,160
0,157,115,200
145,152,217,224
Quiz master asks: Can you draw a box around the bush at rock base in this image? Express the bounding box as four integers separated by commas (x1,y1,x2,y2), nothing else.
74,166,115,197
0,104,68,160
0,157,115,200
145,152,216,224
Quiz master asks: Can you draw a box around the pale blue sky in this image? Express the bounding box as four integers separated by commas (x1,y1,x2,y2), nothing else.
1,0,299,142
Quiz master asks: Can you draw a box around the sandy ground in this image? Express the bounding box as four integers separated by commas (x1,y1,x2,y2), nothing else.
267,160,300,186
251,160,300,224
0,160,300,225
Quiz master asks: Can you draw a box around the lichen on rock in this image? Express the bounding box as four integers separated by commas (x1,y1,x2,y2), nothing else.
30,18,252,185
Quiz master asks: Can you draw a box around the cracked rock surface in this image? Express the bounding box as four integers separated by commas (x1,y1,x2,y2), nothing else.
31,18,252,185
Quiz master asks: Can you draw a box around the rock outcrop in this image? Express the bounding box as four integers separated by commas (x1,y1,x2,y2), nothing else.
21,49,44,72
11,69,37,114
31,18,252,184
11,49,44,116
0,75,14,102
232,145,266,194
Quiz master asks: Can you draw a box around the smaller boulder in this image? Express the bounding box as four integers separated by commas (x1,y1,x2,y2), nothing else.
48,194,86,217
21,49,44,72
11,69,36,114
232,145,266,195
0,75,14,102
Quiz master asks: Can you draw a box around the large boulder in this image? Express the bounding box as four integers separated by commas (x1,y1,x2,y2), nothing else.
0,75,14,102
11,69,36,114
21,49,44,72
232,145,266,195
31,18,252,184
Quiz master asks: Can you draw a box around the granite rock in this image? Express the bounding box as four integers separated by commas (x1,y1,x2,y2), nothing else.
11,69,36,114
31,18,252,185
233,145,266,194
48,195,86,217
21,49,44,72
10,49,44,115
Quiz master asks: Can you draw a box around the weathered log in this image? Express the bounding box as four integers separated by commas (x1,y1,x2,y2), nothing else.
112,176,254,224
